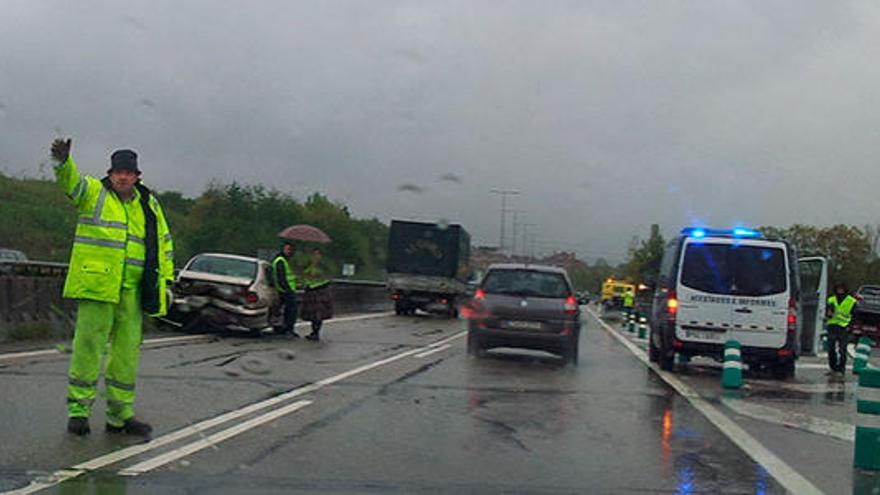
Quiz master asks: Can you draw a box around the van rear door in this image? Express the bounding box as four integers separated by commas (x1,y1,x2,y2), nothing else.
725,241,789,349
675,238,789,348
675,239,734,344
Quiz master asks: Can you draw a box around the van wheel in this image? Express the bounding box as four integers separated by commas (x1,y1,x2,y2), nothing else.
771,360,795,380
659,350,675,371
649,337,659,363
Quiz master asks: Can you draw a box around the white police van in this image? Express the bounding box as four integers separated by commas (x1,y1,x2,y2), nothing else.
649,227,800,379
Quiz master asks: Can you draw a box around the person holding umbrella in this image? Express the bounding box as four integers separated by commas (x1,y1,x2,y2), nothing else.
301,247,334,341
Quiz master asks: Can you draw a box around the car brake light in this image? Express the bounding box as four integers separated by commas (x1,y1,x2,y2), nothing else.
564,295,578,314
474,289,485,301
239,288,259,305
672,338,683,349
787,298,797,335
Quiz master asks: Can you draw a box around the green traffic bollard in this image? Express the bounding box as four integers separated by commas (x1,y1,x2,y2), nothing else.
854,337,873,375
854,367,880,470
677,353,690,364
721,340,743,389
628,313,636,333
821,331,829,353
638,317,647,339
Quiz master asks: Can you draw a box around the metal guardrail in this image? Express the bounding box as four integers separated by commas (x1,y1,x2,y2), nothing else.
0,260,68,277
0,261,389,288
332,278,386,288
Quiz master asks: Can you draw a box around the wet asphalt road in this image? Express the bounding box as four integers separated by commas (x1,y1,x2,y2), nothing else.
0,307,863,494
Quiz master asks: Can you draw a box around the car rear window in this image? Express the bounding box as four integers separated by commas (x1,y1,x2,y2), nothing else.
482,269,571,298
680,243,786,297
188,256,257,279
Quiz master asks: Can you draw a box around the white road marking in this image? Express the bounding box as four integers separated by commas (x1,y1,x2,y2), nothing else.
4,328,466,494
118,400,313,476
587,309,822,495
797,362,852,371
0,312,394,363
720,397,854,442
415,344,452,358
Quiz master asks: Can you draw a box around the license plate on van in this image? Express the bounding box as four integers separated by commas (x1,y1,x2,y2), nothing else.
684,329,723,341
506,320,543,330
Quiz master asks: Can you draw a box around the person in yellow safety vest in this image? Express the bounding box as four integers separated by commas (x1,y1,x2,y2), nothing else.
51,139,174,437
273,242,299,337
622,290,635,316
826,282,858,375
301,247,334,341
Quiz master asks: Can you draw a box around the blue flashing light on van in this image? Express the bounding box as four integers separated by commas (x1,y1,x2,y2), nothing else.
680,227,763,239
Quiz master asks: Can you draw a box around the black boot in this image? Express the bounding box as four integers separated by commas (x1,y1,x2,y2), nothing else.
67,417,91,436
306,331,320,341
106,417,153,436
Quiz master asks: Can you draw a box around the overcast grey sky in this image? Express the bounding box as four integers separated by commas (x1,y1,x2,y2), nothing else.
2,1,879,262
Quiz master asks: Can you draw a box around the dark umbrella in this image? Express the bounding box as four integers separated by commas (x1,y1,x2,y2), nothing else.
278,224,332,244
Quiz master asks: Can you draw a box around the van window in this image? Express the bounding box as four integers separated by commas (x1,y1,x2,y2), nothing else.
658,239,678,286
482,269,571,298
680,243,786,297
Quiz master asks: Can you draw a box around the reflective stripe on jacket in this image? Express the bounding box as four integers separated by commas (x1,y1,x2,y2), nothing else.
55,156,174,316
303,264,330,289
827,294,858,327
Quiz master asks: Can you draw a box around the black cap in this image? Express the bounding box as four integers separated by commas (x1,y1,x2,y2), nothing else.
108,149,140,174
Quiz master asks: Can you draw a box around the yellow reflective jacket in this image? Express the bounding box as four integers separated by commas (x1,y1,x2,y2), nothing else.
303,263,330,289
273,255,297,293
55,156,174,316
827,294,857,327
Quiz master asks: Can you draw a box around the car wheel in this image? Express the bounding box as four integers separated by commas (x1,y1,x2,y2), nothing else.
567,341,580,366
467,333,482,357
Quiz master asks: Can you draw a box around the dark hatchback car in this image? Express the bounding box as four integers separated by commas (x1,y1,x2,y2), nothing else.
464,263,581,364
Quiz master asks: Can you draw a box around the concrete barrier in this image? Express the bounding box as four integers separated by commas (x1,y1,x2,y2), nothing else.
722,340,743,389
855,367,880,470
854,336,873,375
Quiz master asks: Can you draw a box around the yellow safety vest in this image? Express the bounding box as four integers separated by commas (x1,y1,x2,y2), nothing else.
55,156,174,316
273,256,297,293
827,294,857,327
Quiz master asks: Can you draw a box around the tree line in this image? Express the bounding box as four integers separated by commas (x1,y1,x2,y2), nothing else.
0,173,389,280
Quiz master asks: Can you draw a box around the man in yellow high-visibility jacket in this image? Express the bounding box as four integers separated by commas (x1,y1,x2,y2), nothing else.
273,242,299,337
826,282,858,375
51,138,174,436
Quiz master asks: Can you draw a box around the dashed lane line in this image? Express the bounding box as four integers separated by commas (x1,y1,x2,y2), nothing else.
119,400,314,476
587,309,822,495
415,344,452,358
